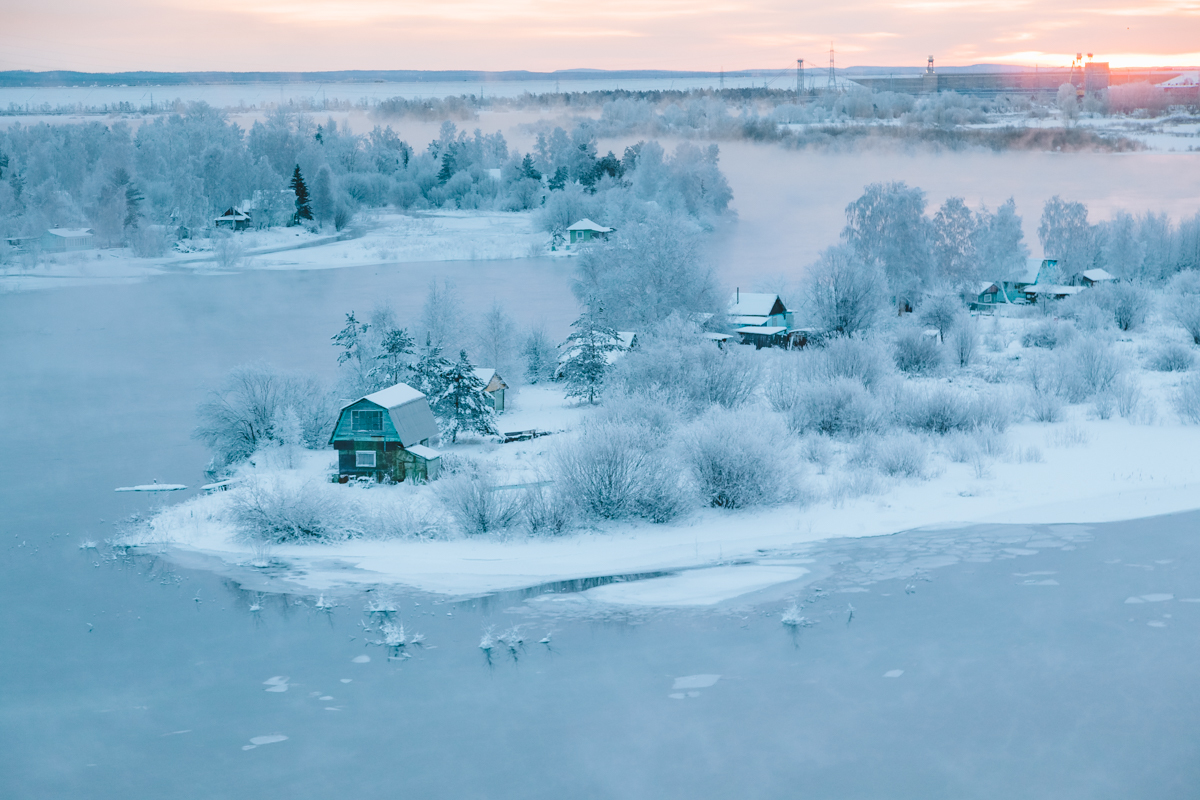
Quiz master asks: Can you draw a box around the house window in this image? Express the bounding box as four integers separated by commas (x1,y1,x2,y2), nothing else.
351,409,383,432
355,451,377,468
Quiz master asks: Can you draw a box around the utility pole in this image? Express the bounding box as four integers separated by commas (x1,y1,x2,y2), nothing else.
827,44,837,94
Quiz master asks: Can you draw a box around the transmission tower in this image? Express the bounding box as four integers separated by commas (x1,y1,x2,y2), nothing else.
796,59,804,97
827,44,837,94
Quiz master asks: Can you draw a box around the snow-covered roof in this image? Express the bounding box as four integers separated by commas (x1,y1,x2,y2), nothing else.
407,444,441,461
1081,268,1116,282
567,218,613,233
354,382,438,447
215,213,250,221
703,332,732,341
977,281,1001,294
736,326,787,335
728,314,773,327
1159,71,1199,87
45,228,94,238
729,292,786,318
473,367,495,386
1009,257,1045,285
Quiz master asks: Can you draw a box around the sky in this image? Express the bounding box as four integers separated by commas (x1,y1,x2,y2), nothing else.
1,0,1198,74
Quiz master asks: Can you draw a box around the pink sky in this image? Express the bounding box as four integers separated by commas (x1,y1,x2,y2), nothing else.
1,0,1197,73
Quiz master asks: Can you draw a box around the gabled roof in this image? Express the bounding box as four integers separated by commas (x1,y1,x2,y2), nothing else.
1081,268,1116,282
1006,257,1046,285
472,368,508,392
341,382,439,447
1024,284,1083,296
45,228,94,238
736,325,787,335
977,281,1001,294
1159,71,1199,87
729,292,786,318
567,218,613,233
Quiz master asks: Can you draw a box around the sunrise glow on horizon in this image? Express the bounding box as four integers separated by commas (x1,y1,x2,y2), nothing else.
1,0,1197,73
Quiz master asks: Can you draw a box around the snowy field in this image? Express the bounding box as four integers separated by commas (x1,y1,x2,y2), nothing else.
121,306,1200,606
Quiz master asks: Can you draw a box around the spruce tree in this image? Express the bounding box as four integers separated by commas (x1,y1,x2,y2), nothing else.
410,333,452,401
371,327,415,388
290,165,313,222
561,306,623,405
436,351,497,443
332,312,369,367
437,149,457,184
520,153,542,181
548,166,568,191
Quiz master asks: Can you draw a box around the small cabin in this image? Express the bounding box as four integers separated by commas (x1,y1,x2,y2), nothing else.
41,228,95,253
329,382,441,483
473,368,508,412
735,325,788,349
566,218,613,246
975,280,1005,306
728,291,793,329
1075,268,1116,287
214,208,252,231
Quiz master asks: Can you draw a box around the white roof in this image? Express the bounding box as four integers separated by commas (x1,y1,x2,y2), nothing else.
729,314,772,327
1008,257,1045,285
1159,71,1199,87
977,281,1001,294
215,212,250,221
729,292,784,317
364,382,425,408
407,444,441,461
567,218,613,233
1081,268,1116,282
472,367,495,385
353,382,439,448
45,228,94,238
703,332,732,341
736,326,787,335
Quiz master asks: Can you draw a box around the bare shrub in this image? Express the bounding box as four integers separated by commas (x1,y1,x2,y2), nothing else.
1058,339,1124,402
130,226,169,257
1091,283,1152,332
810,336,892,389
1169,272,1200,345
799,435,837,470
211,232,246,270
597,391,681,448
871,434,929,478
895,385,969,434
944,432,978,463
1174,374,1200,424
918,294,964,342
1114,375,1143,419
231,477,349,544
194,364,339,470
893,330,943,375
520,485,574,536
1021,319,1076,349
1028,389,1064,423
552,422,689,522
765,353,807,413
436,473,521,535
786,378,884,438
682,408,799,508
358,494,446,540
952,322,978,368
1148,342,1194,372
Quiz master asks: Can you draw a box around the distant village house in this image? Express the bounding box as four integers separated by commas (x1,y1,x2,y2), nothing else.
473,368,509,412
214,208,252,232
329,382,442,483
566,219,613,247
40,228,95,253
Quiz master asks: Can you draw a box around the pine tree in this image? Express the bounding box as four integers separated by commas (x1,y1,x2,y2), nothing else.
332,312,369,367
410,333,452,400
290,165,313,222
371,327,415,388
520,153,542,181
437,148,457,184
561,306,623,405
548,166,568,191
436,351,497,443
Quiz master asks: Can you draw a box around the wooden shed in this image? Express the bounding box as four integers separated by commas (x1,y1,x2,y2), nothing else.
472,368,508,412
329,382,441,483
41,228,95,253
566,219,613,246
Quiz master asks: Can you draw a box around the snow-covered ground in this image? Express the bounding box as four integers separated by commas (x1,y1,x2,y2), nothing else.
0,210,550,292
121,313,1200,608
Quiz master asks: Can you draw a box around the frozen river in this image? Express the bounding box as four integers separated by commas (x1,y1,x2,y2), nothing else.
2,263,1200,797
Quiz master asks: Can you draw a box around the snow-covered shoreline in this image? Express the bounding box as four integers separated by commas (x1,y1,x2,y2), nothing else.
120,377,1200,607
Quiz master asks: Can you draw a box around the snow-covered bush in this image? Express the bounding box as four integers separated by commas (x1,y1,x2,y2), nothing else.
1058,338,1124,402
893,330,943,375
1169,298,1200,346
520,485,574,536
436,473,521,535
1148,342,1194,372
810,336,892,389
1021,319,1076,349
786,378,885,438
866,433,929,478
231,477,350,544
1028,388,1064,423
895,385,970,434
552,422,688,522
682,408,799,509
358,493,446,540
952,322,978,368
1174,374,1200,424
1091,283,1152,332
598,391,682,447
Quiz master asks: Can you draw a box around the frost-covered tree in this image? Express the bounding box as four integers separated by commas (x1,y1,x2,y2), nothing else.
1039,196,1094,280
930,197,977,286
522,326,558,384
474,301,518,382
269,405,304,468
332,312,370,368
842,181,932,304
311,164,336,226
918,293,964,343
1057,83,1080,121
573,215,720,329
436,351,497,443
419,279,462,355
803,244,886,337
561,306,623,404
976,198,1030,282
372,327,415,389
410,333,453,401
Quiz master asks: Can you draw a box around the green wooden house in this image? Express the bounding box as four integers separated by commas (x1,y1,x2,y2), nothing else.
472,368,508,412
329,382,442,483
567,219,613,246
